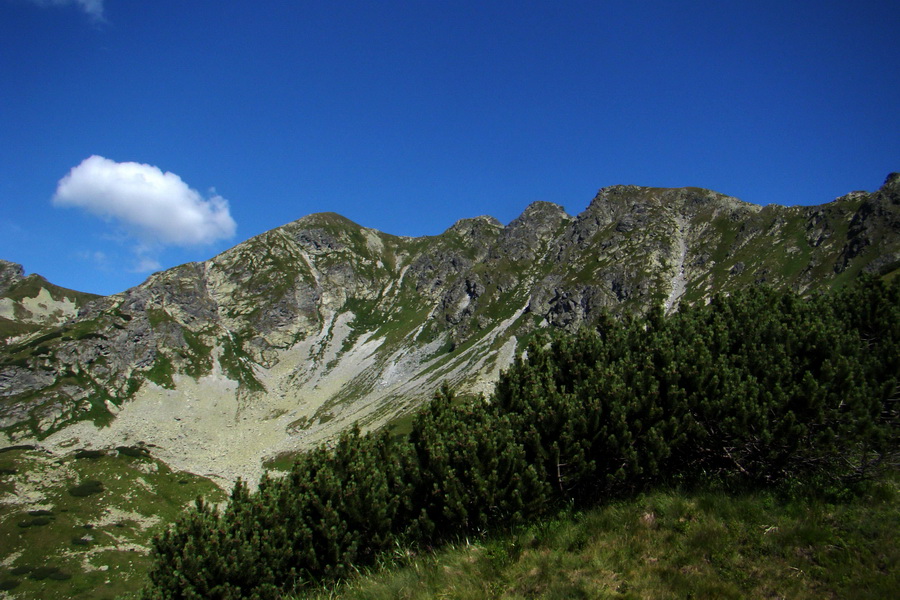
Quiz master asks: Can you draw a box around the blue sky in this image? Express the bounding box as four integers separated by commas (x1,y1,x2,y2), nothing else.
1,1,898,296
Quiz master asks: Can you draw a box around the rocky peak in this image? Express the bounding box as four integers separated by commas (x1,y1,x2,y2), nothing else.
507,201,571,231
882,172,900,191
569,185,660,243
281,213,367,254
494,202,572,263
586,184,647,213
0,260,25,295
444,215,503,238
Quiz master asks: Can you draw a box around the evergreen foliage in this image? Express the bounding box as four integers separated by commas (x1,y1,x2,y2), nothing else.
142,277,899,599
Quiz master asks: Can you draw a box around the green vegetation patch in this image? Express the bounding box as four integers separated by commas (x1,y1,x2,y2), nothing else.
68,479,104,497
74,449,105,459
27,566,71,581
61,317,107,342
84,393,117,431
179,328,214,379
0,577,21,590
18,515,53,528
117,445,151,458
143,353,175,389
0,315,41,341
1,275,100,307
7,328,63,354
218,334,265,392
262,450,306,473
145,308,174,328
0,447,224,600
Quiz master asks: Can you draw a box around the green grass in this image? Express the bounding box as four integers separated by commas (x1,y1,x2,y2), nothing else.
342,289,435,348
0,316,42,341
143,353,175,389
1,275,100,307
296,476,899,600
262,450,305,473
145,308,174,328
0,447,223,600
218,333,265,392
178,328,214,379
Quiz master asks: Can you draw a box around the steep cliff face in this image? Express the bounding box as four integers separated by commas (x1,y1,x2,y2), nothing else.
1,175,897,484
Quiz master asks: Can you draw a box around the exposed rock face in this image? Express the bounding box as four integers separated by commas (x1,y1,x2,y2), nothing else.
835,173,900,275
0,260,25,295
1,176,898,485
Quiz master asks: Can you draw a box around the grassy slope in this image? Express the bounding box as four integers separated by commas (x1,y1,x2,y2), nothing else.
0,448,223,600
0,276,101,342
1,276,100,309
298,476,899,600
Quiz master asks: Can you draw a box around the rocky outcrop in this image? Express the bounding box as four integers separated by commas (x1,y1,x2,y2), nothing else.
0,260,25,295
1,175,897,484
836,173,900,274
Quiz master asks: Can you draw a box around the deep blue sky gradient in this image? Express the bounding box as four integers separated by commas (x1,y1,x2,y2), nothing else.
2,0,898,295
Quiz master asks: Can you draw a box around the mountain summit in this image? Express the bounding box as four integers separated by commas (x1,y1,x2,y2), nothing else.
1,176,898,484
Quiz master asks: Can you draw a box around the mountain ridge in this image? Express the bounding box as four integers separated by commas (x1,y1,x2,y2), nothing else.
1,175,898,485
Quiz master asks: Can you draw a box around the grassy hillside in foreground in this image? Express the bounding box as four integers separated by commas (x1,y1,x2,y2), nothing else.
298,477,899,600
0,447,223,600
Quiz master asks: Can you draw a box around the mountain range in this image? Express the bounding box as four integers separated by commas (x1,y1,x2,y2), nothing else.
1,174,898,485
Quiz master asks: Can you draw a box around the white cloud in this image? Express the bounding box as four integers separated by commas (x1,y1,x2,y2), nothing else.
75,249,111,270
131,256,163,273
28,0,105,20
53,155,237,247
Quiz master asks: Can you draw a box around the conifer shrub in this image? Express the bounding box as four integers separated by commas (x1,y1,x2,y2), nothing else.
17,516,52,528
27,566,70,581
142,277,899,599
0,577,20,591
74,449,104,459
68,479,104,497
117,445,151,458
